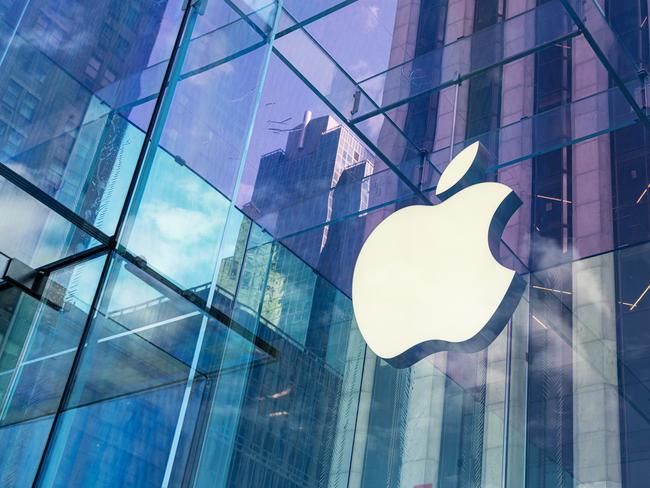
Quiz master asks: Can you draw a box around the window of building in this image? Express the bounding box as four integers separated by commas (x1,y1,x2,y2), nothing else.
103,69,116,85
115,36,130,58
31,56,50,84
6,128,25,154
1,80,21,110
99,24,114,50
84,56,101,79
124,6,139,30
18,93,39,122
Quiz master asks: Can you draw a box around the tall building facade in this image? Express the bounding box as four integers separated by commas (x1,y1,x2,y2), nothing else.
1,0,650,487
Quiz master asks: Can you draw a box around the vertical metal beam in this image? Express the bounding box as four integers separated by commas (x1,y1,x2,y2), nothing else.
31,2,197,484
159,1,284,484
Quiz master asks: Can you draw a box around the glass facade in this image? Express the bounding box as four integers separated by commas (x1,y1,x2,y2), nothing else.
0,0,649,486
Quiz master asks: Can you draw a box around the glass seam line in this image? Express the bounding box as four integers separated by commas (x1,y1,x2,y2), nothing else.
274,0,360,39
355,0,562,84
29,2,197,484
114,7,202,247
0,302,45,421
271,48,424,197
223,0,266,39
0,165,276,359
159,1,284,485
0,0,32,68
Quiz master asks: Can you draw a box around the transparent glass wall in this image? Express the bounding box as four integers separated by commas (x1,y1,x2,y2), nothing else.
1,0,650,487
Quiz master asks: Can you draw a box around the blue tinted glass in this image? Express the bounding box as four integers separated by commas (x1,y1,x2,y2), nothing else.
0,254,105,486
0,175,100,268
0,0,185,234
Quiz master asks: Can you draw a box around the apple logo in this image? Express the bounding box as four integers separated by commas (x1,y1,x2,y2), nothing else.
352,142,526,368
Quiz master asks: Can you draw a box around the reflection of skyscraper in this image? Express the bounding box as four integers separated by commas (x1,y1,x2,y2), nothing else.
249,111,374,268
0,0,167,231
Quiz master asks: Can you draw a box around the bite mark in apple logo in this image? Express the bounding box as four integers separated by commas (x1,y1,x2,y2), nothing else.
352,142,526,368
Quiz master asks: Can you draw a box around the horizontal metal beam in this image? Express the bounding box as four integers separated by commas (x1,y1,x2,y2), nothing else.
0,161,113,246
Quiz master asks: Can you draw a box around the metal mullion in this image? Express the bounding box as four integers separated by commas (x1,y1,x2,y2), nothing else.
38,244,109,275
112,246,277,359
31,250,113,486
0,246,109,297
114,10,200,246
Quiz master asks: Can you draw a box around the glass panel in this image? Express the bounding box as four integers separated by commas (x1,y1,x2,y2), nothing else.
0,255,105,425
37,253,273,486
4,0,650,487
355,0,576,117
121,148,231,291
0,175,100,268
150,0,270,201
0,254,106,487
236,52,435,261
191,223,366,487
0,415,54,488
120,0,276,289
0,0,186,234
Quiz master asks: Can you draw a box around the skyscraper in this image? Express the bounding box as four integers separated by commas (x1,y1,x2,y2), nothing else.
249,111,374,271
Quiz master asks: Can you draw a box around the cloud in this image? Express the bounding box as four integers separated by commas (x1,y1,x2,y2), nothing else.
365,5,380,31
127,199,227,290
348,60,373,82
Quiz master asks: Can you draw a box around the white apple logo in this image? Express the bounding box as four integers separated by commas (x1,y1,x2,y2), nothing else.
352,142,525,368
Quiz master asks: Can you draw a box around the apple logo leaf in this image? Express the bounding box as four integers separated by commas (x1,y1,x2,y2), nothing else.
436,142,492,200
352,142,525,368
